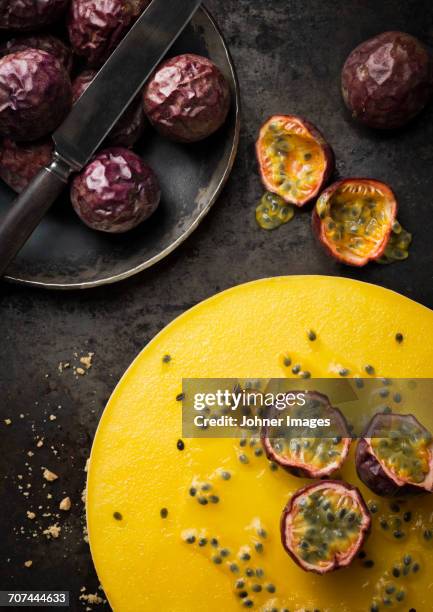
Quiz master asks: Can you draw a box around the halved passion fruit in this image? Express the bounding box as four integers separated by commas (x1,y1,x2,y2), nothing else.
281,480,371,574
356,413,433,497
261,392,351,478
256,115,334,206
313,179,398,266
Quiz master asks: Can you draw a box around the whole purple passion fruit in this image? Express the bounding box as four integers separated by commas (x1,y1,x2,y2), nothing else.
0,0,69,30
143,53,231,143
0,35,73,74
281,480,371,574
0,49,72,142
342,31,432,129
356,412,433,496
70,148,161,233
262,391,351,478
313,178,398,267
0,138,53,193
68,0,150,67
256,115,334,207
72,70,145,148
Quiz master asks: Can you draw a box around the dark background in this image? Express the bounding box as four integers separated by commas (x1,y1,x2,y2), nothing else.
1,1,433,610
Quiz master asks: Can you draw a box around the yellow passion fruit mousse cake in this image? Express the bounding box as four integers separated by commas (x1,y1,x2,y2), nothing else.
87,276,433,611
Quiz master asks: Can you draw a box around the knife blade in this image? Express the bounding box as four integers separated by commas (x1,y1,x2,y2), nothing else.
55,0,202,169
0,0,202,277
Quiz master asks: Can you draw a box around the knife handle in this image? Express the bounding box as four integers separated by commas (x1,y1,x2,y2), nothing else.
0,153,73,278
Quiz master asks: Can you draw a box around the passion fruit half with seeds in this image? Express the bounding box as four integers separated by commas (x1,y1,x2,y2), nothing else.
313,178,398,266
262,391,351,478
256,115,334,207
281,480,371,574
356,413,433,497
342,31,432,130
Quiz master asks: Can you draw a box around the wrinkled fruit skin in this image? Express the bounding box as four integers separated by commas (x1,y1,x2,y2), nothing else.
356,413,433,497
312,178,398,267
0,138,53,193
0,0,69,30
0,35,73,74
261,391,352,478
0,50,72,142
70,148,161,233
281,480,371,574
342,31,433,129
143,53,231,143
72,70,145,148
256,115,335,207
68,0,150,67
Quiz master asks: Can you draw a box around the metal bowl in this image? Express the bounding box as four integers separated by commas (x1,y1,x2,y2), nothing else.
1,6,240,289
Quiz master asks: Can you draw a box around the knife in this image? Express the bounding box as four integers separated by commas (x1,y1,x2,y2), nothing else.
0,0,202,278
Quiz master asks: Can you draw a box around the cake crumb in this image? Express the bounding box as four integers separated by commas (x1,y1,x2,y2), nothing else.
4,418,11,426
79,592,103,606
26,511,36,520
58,361,70,373
49,414,57,421
36,438,44,448
24,560,33,568
42,468,58,482
43,524,61,539
80,353,94,369
59,497,71,511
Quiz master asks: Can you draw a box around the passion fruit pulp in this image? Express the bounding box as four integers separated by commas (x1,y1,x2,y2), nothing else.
281,480,371,574
256,115,334,207
262,392,351,478
313,178,398,266
356,413,433,497
255,191,295,230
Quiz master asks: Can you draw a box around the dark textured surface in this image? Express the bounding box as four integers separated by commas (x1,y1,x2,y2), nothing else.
2,1,433,610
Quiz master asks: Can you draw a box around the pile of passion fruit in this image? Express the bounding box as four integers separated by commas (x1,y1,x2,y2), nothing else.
0,0,231,233
261,392,433,575
256,31,433,267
